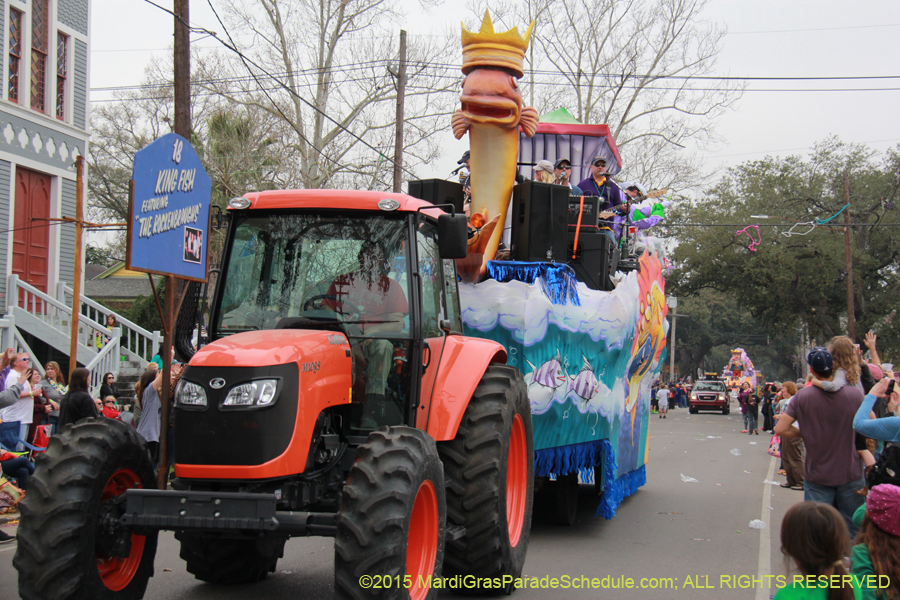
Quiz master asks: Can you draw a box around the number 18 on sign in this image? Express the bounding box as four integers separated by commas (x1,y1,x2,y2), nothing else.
128,133,212,281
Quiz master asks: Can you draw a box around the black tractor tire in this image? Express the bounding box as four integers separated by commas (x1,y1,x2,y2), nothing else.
335,426,446,600
175,533,286,584
14,418,158,600
438,364,534,590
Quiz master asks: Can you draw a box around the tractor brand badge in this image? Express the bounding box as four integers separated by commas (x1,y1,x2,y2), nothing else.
209,378,226,389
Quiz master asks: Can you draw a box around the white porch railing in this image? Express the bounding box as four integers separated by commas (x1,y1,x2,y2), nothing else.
85,331,123,397
60,283,161,363
3,275,162,384
13,326,44,373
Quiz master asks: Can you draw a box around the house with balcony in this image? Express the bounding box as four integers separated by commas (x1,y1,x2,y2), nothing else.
0,0,158,390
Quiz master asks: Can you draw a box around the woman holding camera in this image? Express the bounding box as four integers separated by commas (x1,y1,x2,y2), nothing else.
854,375,900,443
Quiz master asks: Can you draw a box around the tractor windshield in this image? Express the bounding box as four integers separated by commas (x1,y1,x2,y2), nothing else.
213,211,411,338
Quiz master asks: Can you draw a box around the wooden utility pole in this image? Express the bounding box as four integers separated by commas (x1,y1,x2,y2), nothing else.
173,0,191,140
158,0,192,490
392,30,406,193
843,169,855,340
67,156,84,381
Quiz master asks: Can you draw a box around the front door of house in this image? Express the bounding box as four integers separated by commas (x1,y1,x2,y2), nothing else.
13,167,51,309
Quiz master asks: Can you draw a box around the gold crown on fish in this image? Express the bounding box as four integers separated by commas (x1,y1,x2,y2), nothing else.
461,10,534,78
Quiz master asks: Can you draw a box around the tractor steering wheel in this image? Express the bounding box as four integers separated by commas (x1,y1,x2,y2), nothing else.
302,294,362,320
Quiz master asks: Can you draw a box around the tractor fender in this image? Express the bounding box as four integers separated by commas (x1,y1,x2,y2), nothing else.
418,335,508,441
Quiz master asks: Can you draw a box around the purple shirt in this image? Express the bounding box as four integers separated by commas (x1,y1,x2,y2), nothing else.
576,176,627,234
784,384,864,486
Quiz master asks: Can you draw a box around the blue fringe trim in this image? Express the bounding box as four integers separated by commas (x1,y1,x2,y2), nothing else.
534,440,604,480
597,465,647,520
533,439,646,520
486,261,581,306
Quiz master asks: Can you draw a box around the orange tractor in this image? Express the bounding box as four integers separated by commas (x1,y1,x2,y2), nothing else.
15,190,534,599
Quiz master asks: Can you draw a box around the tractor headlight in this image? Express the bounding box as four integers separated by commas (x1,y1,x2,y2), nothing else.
221,379,279,408
176,380,208,408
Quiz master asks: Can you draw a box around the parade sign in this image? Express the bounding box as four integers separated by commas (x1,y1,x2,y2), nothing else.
127,133,212,281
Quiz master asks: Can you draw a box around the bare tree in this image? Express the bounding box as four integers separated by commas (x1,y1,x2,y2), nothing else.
88,55,294,236
201,0,459,190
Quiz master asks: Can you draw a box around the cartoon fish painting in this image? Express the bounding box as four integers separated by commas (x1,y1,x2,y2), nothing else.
624,252,668,429
453,11,539,282
525,354,568,414
569,355,600,407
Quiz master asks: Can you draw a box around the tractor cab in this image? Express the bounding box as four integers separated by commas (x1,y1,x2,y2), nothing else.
208,200,465,431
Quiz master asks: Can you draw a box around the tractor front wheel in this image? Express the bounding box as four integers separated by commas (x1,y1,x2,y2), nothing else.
438,364,534,592
335,426,446,600
14,419,158,600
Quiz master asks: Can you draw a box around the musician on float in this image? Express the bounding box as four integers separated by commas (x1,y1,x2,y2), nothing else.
576,156,629,243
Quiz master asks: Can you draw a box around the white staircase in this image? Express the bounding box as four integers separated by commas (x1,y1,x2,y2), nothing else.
2,274,162,394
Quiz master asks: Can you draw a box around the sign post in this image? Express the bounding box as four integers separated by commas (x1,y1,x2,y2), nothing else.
128,133,211,489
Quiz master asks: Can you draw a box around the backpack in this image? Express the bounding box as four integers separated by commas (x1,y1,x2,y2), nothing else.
867,443,900,488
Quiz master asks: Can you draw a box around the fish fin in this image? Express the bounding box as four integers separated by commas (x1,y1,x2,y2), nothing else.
519,107,539,137
451,109,470,139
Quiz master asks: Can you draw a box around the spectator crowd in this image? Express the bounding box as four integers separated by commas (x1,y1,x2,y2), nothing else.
0,341,181,544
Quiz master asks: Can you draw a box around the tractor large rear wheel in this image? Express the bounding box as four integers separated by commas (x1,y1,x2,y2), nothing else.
438,364,534,592
175,533,286,584
14,418,158,600
335,426,446,600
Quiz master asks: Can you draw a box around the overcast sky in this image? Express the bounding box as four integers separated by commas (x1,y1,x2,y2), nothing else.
90,0,900,186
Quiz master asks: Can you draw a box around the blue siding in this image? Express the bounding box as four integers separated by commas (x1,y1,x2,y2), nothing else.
73,39,87,130
57,0,88,36
0,160,9,300
59,178,76,286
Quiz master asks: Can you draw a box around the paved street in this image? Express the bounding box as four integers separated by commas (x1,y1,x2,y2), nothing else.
0,399,803,599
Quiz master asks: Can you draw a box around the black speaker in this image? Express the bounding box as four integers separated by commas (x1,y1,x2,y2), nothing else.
407,179,465,214
567,231,614,291
511,181,569,262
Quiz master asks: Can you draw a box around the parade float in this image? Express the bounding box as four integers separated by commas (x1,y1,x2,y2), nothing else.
452,11,669,520
723,348,758,389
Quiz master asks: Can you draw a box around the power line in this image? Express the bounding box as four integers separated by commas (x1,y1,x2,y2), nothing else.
202,0,417,180
704,138,900,158
728,23,900,35
90,75,900,105
89,61,900,95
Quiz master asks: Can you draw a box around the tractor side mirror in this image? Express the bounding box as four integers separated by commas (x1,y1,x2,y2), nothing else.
437,213,468,259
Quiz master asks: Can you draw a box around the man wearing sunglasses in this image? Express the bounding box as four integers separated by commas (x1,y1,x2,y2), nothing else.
0,353,37,451
576,156,628,244
553,159,583,196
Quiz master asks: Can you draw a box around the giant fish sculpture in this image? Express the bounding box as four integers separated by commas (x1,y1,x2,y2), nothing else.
453,11,538,281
